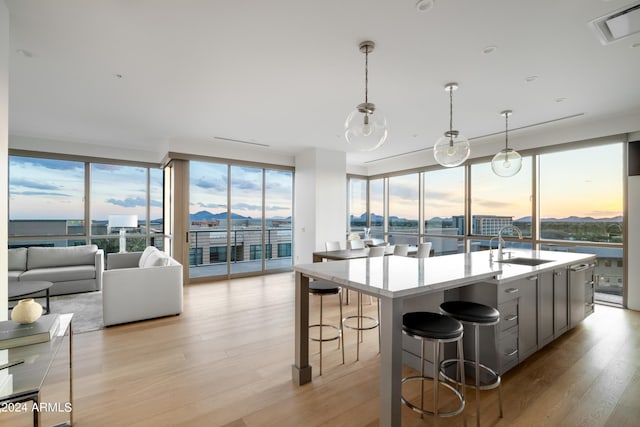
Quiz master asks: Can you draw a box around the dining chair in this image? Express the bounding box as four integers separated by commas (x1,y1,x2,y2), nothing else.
348,239,366,250
368,246,386,257
325,241,341,251
393,244,410,257
417,242,433,258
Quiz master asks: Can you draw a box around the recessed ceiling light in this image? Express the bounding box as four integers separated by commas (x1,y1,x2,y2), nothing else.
482,45,497,54
525,75,539,83
16,49,33,58
416,0,435,12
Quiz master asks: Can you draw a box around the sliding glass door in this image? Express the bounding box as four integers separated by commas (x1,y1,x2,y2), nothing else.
188,160,293,280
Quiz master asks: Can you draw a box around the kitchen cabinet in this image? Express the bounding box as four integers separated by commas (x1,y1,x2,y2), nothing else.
518,275,539,361
553,268,569,335
452,280,521,375
538,268,568,349
569,263,595,328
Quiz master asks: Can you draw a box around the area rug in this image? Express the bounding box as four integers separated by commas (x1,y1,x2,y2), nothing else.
35,291,104,334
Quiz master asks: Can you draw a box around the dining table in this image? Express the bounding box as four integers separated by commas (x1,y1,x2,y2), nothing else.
312,245,417,263
292,252,502,427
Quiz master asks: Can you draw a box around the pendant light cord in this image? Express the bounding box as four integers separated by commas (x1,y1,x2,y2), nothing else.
364,45,369,105
504,112,509,150
449,88,453,134
448,87,454,144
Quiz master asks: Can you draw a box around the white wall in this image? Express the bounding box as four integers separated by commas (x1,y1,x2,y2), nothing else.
294,148,346,265
628,175,640,310
1,0,9,320
10,134,164,164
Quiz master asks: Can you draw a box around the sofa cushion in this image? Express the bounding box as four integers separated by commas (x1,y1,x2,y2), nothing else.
27,245,98,270
138,246,159,268
8,271,22,281
8,248,27,271
142,250,169,268
21,265,97,282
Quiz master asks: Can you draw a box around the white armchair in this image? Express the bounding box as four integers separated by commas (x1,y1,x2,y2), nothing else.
102,247,183,326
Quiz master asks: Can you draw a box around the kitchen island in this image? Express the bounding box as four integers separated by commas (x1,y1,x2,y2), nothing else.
292,248,596,427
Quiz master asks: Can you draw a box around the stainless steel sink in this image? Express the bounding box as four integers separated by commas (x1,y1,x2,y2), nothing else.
496,257,553,266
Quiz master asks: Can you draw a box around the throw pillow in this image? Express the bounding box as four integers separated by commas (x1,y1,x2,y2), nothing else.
142,250,170,268
138,246,159,268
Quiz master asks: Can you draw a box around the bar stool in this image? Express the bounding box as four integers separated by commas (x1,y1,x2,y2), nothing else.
401,311,466,418
440,301,504,426
342,247,385,360
309,280,345,375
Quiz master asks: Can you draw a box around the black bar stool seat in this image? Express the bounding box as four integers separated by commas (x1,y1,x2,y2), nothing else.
401,311,466,419
440,300,504,427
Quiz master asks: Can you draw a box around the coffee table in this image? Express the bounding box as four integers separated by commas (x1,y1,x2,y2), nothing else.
8,280,53,314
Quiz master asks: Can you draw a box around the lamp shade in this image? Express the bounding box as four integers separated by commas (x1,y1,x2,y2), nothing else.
433,132,470,167
108,214,138,229
491,148,522,177
345,103,388,151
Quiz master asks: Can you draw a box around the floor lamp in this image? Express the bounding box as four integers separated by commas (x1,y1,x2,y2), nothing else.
108,214,138,253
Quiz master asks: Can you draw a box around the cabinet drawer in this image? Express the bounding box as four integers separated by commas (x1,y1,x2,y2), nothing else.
499,329,519,368
498,281,524,303
498,300,518,333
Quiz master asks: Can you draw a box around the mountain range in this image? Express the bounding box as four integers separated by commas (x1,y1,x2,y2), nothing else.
191,210,249,221
350,213,623,223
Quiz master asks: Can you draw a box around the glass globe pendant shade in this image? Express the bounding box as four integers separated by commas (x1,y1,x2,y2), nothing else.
433,130,470,167
345,102,388,151
491,148,522,177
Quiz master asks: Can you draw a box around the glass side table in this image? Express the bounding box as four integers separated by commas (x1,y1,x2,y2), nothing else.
0,313,73,427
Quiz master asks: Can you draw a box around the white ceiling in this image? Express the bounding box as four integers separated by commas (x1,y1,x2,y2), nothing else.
6,0,640,168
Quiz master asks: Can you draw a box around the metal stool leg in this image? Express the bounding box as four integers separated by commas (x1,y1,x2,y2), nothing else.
319,295,324,376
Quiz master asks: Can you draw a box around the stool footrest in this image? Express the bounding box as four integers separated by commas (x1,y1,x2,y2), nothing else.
401,376,465,418
309,324,342,343
440,359,501,391
342,315,379,331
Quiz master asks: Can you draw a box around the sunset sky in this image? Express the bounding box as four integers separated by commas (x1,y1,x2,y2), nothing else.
9,144,622,222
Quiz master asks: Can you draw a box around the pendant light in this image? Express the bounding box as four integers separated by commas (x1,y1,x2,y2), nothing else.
345,41,388,151
433,83,470,167
491,110,522,177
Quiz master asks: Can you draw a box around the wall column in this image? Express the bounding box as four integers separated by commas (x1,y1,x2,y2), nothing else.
294,148,347,265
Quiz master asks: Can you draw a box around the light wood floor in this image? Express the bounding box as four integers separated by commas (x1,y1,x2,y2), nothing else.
3,272,640,426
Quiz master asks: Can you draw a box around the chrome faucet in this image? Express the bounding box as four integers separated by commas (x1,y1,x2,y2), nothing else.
495,225,523,261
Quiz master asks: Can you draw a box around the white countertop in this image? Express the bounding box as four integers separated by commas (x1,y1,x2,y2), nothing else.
293,249,596,299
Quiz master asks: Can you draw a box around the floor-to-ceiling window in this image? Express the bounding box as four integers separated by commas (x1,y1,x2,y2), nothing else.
346,140,625,306
265,169,293,271
470,156,533,250
348,176,368,236
9,156,85,246
369,178,384,239
188,160,293,280
8,153,163,252
388,173,419,245
538,143,624,305
424,166,465,255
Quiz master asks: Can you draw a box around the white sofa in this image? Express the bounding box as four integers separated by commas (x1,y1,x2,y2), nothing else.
102,246,183,326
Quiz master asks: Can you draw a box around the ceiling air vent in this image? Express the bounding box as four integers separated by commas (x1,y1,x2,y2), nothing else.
590,2,640,45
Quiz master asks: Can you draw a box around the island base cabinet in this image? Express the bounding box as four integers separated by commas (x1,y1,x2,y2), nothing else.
538,268,569,350
569,263,595,328
449,282,521,375
517,276,539,362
